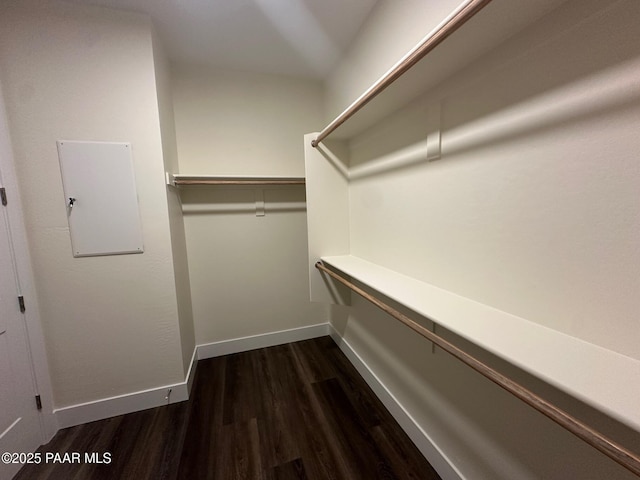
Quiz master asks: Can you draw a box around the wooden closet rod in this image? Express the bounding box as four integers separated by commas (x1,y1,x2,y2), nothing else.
315,261,640,477
311,0,492,148
174,179,305,186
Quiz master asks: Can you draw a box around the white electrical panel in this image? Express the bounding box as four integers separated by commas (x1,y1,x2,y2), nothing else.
57,141,144,257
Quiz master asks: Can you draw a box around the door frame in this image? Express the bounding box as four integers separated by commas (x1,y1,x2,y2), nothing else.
0,81,57,444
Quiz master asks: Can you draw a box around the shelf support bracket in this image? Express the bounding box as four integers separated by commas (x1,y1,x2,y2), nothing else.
165,172,177,188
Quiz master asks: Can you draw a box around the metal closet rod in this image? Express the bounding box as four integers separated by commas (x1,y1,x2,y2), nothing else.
174,179,305,186
311,0,492,148
315,261,640,477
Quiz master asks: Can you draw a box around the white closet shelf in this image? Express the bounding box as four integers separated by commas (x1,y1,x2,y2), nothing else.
320,254,640,431
166,173,305,187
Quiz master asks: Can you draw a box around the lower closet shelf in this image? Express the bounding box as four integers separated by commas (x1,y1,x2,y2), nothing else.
320,254,640,432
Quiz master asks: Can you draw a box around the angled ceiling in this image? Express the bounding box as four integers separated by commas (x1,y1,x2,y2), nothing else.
63,0,379,79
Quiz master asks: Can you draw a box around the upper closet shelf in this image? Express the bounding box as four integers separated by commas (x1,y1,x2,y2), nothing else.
314,0,569,144
321,254,640,432
166,173,305,187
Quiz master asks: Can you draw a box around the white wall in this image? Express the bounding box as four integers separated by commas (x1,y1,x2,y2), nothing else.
322,0,640,478
0,4,186,408
152,30,196,376
173,65,323,176
172,66,329,344
347,0,640,360
324,0,461,123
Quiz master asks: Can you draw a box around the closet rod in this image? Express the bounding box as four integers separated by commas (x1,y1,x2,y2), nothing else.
315,261,640,477
311,0,491,148
174,179,305,186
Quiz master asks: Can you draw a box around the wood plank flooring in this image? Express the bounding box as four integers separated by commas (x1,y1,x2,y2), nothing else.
15,336,441,480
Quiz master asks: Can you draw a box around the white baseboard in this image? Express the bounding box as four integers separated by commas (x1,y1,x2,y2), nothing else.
197,323,330,360
329,325,464,480
54,324,330,429
55,346,198,429
186,346,198,395
51,323,462,479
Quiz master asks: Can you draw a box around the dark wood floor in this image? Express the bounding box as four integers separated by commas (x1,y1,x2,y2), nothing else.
16,336,441,480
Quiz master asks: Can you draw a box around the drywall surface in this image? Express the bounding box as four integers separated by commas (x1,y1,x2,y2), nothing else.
323,0,568,133
0,5,185,407
324,0,461,123
173,65,323,176
323,0,640,478
347,0,640,360
303,136,351,304
172,67,328,344
152,30,195,376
